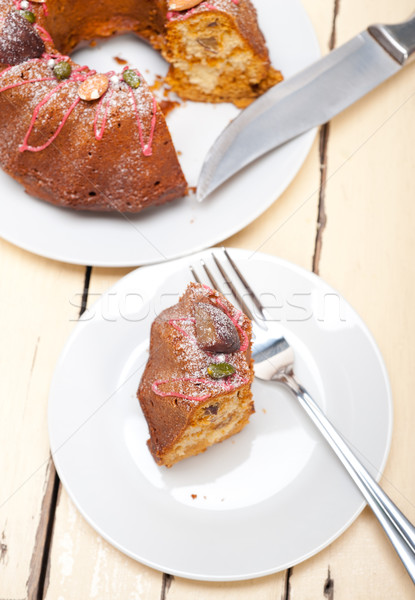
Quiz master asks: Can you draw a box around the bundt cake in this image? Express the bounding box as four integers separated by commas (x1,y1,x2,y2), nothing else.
0,1,282,212
137,282,254,467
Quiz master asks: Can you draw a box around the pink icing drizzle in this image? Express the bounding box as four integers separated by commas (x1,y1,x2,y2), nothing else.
169,317,196,338
19,81,81,152
125,67,157,157
34,23,53,44
44,52,71,62
152,373,250,402
93,87,114,140
12,63,90,152
0,75,54,93
166,2,218,22
151,289,250,402
166,0,240,21
152,378,211,402
0,59,158,156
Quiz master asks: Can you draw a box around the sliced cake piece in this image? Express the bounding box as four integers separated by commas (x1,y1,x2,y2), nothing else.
137,282,254,467
163,0,283,107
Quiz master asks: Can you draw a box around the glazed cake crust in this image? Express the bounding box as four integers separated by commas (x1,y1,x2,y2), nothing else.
138,282,254,466
0,0,280,211
0,58,186,211
0,0,187,212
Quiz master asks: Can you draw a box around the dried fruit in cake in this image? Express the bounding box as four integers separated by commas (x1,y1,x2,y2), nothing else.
137,282,254,467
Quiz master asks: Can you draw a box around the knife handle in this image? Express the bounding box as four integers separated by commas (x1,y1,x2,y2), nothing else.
369,15,415,65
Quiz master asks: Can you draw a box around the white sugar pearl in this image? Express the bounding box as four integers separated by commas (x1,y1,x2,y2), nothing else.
47,59,55,68
20,0,29,8
110,75,119,84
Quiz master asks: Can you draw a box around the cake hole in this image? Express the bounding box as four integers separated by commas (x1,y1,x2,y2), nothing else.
70,34,169,86
89,191,96,196
154,181,160,186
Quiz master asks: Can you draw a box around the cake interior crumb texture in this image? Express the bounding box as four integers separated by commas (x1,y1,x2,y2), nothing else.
164,7,283,107
151,386,254,468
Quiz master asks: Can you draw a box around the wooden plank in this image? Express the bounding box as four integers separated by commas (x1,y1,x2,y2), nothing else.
0,240,86,598
44,489,163,600
288,0,415,597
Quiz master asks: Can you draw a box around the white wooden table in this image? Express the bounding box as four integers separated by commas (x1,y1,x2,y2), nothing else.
1,0,415,597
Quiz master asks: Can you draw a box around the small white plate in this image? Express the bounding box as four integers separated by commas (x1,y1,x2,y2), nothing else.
48,249,392,581
0,0,319,266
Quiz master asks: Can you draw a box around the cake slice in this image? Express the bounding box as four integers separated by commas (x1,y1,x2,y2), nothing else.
163,0,283,107
137,282,254,467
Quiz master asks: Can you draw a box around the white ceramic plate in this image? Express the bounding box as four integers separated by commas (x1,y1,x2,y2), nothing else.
48,248,392,581
0,0,319,266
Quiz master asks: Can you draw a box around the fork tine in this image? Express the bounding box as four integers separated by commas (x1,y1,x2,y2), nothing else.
211,252,256,322
189,265,201,284
223,248,265,317
200,258,222,293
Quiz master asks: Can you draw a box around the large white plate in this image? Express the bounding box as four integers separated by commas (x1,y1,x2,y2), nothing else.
0,0,319,266
48,248,392,581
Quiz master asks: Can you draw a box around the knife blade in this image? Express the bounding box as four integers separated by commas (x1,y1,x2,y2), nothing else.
197,16,415,202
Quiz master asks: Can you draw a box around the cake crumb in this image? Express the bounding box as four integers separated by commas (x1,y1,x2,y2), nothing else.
158,99,180,117
191,494,197,499
262,408,267,414
113,56,127,65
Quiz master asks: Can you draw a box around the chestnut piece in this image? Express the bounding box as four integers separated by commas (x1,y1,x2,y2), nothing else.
194,302,240,353
196,37,218,53
0,11,45,66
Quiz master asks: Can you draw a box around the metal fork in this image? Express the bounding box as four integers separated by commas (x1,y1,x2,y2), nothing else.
191,248,415,584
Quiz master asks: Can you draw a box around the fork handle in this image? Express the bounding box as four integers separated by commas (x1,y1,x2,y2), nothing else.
283,376,415,583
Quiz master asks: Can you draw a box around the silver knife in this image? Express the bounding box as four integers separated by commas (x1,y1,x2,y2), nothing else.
197,15,415,202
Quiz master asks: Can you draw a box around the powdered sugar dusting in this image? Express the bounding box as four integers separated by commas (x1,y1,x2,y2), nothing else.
0,56,159,156
148,283,252,403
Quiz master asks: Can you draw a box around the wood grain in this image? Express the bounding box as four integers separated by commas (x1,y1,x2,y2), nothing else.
0,242,85,598
289,0,415,597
